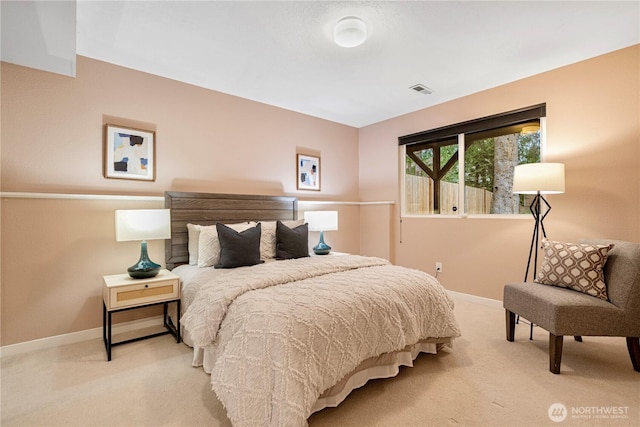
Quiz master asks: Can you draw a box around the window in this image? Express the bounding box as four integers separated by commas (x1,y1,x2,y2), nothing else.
400,104,545,216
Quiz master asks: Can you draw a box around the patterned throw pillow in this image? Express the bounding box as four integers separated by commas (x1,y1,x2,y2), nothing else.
535,239,614,300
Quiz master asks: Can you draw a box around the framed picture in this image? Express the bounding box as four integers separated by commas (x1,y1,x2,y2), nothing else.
104,124,156,181
297,154,320,191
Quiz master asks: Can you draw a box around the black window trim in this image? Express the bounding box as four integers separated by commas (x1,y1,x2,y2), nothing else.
398,103,546,146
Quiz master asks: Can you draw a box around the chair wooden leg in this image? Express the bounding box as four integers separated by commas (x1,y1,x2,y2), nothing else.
626,337,640,372
549,333,563,374
574,336,583,342
506,310,516,342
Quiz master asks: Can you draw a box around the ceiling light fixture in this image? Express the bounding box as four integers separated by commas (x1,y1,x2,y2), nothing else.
334,17,367,48
521,125,541,134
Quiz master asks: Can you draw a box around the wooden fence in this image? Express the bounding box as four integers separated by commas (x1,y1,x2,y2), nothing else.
405,175,493,214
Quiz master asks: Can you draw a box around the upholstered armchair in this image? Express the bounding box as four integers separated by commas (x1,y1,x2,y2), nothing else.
503,239,640,374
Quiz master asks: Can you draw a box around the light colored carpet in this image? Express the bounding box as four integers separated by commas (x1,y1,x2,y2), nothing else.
2,297,638,426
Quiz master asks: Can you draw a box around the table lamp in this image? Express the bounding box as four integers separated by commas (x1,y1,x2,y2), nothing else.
115,209,171,279
303,211,338,255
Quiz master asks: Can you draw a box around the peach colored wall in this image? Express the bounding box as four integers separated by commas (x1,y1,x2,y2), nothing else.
359,45,640,300
359,203,394,261
0,57,361,346
0,197,166,345
1,56,359,198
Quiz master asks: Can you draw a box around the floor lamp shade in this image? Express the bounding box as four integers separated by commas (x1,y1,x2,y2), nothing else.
512,163,565,194
303,211,338,255
115,209,171,279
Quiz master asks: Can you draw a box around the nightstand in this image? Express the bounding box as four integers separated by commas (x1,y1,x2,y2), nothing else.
102,269,181,361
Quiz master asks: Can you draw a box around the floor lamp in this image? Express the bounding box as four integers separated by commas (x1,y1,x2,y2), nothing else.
512,162,565,339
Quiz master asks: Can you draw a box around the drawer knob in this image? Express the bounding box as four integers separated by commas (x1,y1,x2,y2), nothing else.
144,284,149,288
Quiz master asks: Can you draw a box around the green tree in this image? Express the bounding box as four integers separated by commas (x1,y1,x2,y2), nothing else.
464,138,494,191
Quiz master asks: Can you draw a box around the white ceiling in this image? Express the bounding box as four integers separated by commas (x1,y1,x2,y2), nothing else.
72,1,638,128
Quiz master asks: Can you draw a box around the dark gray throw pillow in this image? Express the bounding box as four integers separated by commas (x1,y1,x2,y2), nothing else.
276,220,309,259
215,222,263,268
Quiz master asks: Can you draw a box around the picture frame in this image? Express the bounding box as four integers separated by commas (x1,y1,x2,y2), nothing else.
104,124,156,181
297,154,320,191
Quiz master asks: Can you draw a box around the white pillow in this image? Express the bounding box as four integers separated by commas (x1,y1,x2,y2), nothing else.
198,222,256,267
187,223,203,265
259,220,305,259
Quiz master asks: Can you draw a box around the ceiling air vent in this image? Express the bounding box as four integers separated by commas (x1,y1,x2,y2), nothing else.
409,84,433,95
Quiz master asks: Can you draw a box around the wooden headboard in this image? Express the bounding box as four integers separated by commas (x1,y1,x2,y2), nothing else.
164,191,298,269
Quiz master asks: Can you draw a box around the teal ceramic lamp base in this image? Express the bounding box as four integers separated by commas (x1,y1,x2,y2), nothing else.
313,231,332,255
128,241,161,279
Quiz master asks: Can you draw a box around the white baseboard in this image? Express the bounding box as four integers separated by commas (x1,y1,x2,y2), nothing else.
0,315,164,358
447,290,503,309
1,291,502,358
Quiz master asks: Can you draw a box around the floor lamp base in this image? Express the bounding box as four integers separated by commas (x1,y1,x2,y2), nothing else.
521,192,551,340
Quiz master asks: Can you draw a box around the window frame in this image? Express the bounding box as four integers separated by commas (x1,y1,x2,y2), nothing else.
399,104,547,218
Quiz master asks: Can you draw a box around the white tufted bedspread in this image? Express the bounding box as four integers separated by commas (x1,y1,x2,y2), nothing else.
180,255,460,427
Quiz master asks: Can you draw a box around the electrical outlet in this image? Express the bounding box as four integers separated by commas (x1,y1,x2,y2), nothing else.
436,262,443,273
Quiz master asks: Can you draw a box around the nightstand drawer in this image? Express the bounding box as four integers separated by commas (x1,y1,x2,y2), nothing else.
114,280,178,305
103,270,180,310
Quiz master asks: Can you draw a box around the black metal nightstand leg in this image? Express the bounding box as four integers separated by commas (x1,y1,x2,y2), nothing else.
162,301,182,343
103,302,112,361
163,302,168,326
102,302,106,345
107,310,112,361
176,299,181,343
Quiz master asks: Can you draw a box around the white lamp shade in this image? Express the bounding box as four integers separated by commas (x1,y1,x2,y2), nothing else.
334,17,367,48
304,211,338,232
512,163,565,194
115,209,171,242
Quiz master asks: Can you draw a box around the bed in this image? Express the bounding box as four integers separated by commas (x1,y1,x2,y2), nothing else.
164,191,461,427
